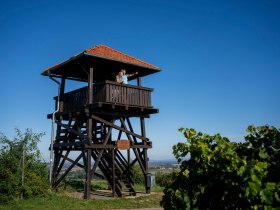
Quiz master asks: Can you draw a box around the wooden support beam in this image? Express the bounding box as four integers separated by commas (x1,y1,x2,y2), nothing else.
117,124,124,140
132,148,146,174
85,67,95,197
59,76,66,112
130,150,144,167
84,144,151,149
122,117,147,178
63,156,85,169
84,149,92,199
87,67,94,145
82,147,87,170
137,76,142,87
53,140,87,148
87,117,93,145
89,148,104,178
119,117,134,145
127,148,130,167
54,152,83,187
119,117,137,143
127,148,132,190
88,67,93,104
84,144,114,149
126,118,142,157
125,118,137,142
56,121,84,138
141,117,150,194
115,150,134,184
89,126,113,178
131,144,152,149
90,115,148,141
140,117,146,140
55,150,70,177
112,149,116,197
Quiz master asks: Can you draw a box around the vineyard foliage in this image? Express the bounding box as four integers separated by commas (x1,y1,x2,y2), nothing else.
161,125,280,209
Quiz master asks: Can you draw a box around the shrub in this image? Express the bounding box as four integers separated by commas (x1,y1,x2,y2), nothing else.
0,128,49,203
132,164,145,184
155,171,178,187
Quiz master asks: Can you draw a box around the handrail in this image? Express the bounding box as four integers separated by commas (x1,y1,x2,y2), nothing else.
98,80,154,92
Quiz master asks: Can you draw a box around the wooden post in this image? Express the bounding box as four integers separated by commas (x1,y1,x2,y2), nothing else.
84,149,92,199
87,68,93,143
127,148,131,192
137,76,142,87
84,67,94,199
59,76,66,112
137,77,142,105
141,117,150,193
88,67,94,104
112,149,116,197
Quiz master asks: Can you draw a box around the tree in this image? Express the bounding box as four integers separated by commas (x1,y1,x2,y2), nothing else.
0,128,49,203
161,125,280,209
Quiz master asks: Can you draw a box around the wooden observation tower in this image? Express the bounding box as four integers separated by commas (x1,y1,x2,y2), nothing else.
42,44,160,198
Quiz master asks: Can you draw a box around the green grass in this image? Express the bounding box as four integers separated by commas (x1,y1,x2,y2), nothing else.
63,179,164,193
134,183,164,192
0,180,164,210
0,192,163,210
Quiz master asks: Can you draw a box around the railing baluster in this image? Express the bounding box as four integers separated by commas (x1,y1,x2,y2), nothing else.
136,88,139,106
137,88,140,106
124,86,127,105
128,88,131,105
131,88,134,105
135,88,137,105
106,84,109,103
119,85,122,104
148,91,150,106
144,91,147,107
142,90,144,106
122,86,124,105
139,89,142,106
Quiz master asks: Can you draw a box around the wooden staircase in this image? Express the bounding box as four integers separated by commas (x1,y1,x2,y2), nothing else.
91,148,136,197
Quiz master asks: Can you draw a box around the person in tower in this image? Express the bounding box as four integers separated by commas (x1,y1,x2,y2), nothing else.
121,69,138,84
115,71,124,84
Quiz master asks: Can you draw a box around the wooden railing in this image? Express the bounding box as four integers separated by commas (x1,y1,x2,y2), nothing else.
62,87,88,112
56,81,153,112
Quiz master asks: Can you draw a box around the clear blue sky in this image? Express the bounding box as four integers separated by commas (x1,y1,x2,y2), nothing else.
0,0,279,160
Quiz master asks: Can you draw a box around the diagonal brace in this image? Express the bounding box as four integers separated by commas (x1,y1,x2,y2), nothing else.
90,115,148,141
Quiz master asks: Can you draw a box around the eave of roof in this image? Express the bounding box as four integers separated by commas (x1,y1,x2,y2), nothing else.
41,52,84,75
42,44,161,78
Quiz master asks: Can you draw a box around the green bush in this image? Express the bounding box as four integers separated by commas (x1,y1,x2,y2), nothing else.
64,180,84,191
161,125,280,210
132,164,145,184
155,171,178,187
0,128,49,203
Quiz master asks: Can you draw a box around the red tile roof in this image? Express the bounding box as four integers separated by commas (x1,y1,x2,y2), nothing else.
85,44,160,70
